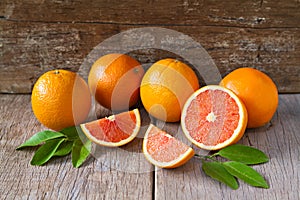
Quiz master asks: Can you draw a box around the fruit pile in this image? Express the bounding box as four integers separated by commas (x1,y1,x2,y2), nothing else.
22,53,278,171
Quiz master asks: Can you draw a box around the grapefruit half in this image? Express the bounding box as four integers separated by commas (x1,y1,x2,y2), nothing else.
181,85,248,150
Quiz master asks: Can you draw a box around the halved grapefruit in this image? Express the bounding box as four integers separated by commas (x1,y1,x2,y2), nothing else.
181,85,248,150
80,109,141,147
143,124,195,168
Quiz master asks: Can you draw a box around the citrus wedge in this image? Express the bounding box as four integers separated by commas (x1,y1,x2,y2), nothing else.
181,85,248,150
143,124,195,168
80,109,141,147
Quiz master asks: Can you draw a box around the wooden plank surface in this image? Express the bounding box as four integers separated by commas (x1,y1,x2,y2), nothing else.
154,94,300,199
0,95,153,200
1,0,299,28
0,94,299,199
0,0,300,93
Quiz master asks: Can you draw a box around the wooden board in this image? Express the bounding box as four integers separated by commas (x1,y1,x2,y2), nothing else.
0,0,300,93
0,94,299,199
0,95,153,199
154,94,300,199
1,0,299,28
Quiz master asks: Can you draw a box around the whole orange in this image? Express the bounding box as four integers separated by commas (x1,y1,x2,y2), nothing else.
220,67,278,128
140,58,199,122
31,69,91,131
88,54,144,111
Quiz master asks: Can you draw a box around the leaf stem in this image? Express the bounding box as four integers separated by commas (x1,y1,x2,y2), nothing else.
194,153,219,162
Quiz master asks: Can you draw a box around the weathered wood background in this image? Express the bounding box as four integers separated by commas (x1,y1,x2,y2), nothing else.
1,1,300,199
0,0,299,93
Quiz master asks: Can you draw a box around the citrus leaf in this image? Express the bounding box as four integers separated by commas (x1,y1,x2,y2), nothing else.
202,161,239,190
53,140,73,156
16,131,65,150
216,144,269,164
60,126,80,140
72,139,92,168
223,161,269,188
31,138,65,166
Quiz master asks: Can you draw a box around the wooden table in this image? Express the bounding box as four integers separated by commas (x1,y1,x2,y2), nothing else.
1,94,299,199
1,0,300,199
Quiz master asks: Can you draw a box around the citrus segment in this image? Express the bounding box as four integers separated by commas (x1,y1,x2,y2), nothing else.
80,109,141,147
181,85,248,150
143,124,195,168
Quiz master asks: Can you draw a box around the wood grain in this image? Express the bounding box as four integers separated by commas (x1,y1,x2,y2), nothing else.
0,0,300,93
1,0,299,28
154,94,300,199
0,94,299,199
0,95,153,200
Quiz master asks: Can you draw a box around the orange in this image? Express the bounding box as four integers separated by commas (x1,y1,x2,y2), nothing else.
220,67,278,128
142,124,195,168
140,58,199,122
88,54,144,111
80,109,140,147
181,85,248,150
31,69,91,131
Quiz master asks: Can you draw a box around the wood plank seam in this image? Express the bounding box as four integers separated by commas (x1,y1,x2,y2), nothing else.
2,18,300,30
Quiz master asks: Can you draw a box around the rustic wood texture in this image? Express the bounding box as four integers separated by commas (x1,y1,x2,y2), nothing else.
155,94,300,199
0,94,299,199
0,95,153,200
0,0,300,93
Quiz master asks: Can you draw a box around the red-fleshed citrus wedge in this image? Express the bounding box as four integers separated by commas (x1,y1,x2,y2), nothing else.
80,109,141,147
143,124,195,168
181,85,248,150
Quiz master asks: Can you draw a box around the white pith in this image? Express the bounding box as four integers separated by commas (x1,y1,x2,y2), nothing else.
106,115,115,121
206,112,217,122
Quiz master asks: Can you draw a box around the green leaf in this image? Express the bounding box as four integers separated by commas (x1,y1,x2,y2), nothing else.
223,161,269,188
31,138,65,166
53,140,73,156
216,144,269,165
72,139,92,168
202,161,239,190
16,131,65,150
60,126,80,140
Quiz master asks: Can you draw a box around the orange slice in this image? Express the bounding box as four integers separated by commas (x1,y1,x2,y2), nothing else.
80,109,140,147
143,124,195,168
181,85,248,150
